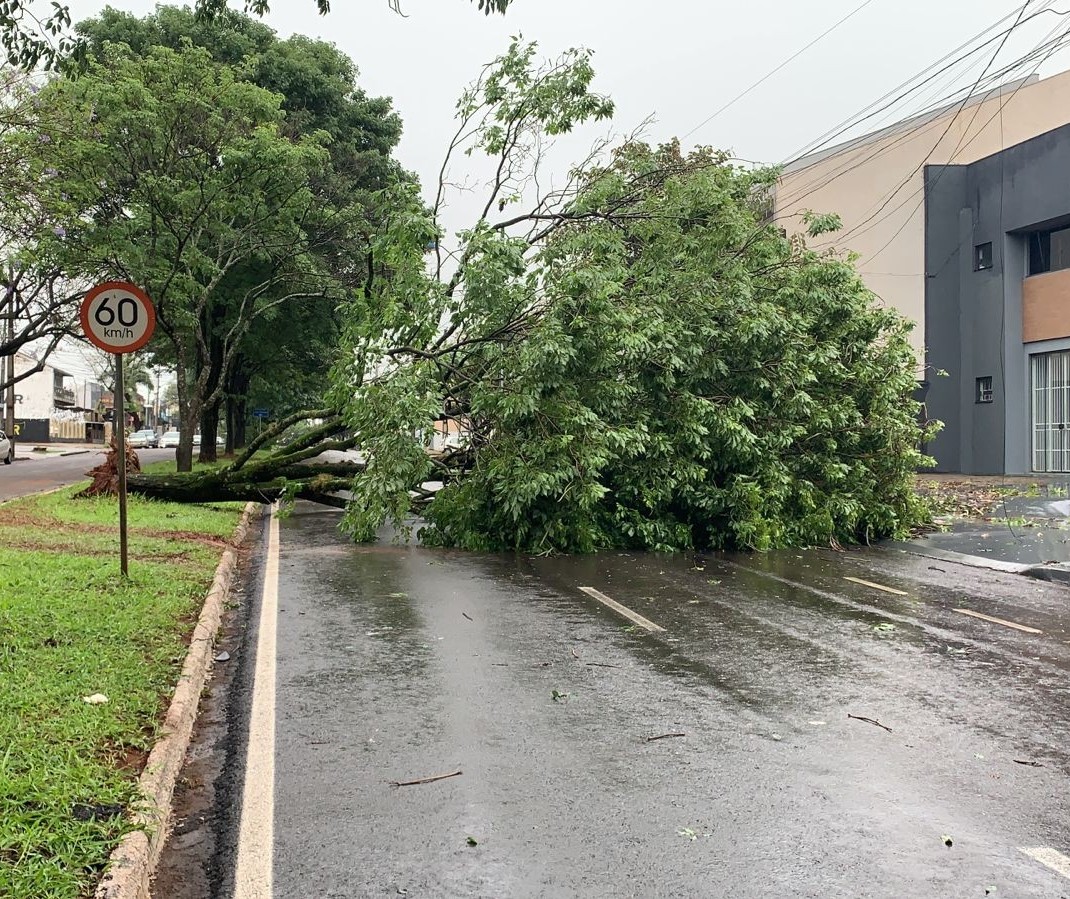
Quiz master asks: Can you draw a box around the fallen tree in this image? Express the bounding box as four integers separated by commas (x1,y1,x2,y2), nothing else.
138,409,362,507
122,40,938,552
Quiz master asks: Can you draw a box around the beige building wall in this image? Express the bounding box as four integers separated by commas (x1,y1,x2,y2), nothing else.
775,69,1070,361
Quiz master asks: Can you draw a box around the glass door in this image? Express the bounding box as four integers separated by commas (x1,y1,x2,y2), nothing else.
1031,350,1070,472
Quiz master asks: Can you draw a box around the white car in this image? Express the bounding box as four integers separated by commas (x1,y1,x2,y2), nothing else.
160,430,181,448
128,429,158,448
0,429,11,464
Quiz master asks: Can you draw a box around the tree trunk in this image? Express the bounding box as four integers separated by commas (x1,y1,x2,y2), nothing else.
177,405,199,472
224,360,250,452
126,458,362,507
126,472,349,507
199,399,220,463
197,324,225,464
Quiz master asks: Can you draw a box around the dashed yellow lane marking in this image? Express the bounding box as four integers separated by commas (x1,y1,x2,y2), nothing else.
1019,847,1070,880
953,608,1042,634
843,576,909,596
579,587,665,633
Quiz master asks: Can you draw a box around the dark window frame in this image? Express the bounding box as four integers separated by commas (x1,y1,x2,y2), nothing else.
974,242,993,271
976,376,994,404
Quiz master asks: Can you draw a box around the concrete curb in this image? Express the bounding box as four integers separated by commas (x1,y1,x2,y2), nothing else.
889,541,1070,585
1020,563,1070,584
94,501,263,899
887,541,1031,574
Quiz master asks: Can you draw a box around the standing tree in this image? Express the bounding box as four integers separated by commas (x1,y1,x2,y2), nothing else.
0,69,89,401
126,39,936,552
16,42,341,470
75,7,404,461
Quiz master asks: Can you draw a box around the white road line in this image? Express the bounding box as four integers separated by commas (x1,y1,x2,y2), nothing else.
1019,847,1070,880
953,608,1043,635
234,508,280,899
578,586,665,633
843,576,909,596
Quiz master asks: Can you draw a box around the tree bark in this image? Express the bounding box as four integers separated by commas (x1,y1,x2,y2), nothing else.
198,323,225,464
126,457,362,507
199,398,221,463
225,360,250,452
126,471,351,507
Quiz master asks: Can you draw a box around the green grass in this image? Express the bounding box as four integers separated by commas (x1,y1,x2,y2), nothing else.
0,486,242,898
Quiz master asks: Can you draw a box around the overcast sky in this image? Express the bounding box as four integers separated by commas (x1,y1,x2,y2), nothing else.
59,0,1070,198
50,0,1070,379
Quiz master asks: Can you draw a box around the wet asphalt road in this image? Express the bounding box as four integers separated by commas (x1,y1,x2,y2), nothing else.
228,504,1070,898
0,447,172,500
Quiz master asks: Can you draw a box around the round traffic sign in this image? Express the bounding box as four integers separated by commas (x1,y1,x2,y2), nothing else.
80,281,156,354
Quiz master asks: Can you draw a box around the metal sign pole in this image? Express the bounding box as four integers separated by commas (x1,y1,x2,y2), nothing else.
115,353,129,577
80,281,156,579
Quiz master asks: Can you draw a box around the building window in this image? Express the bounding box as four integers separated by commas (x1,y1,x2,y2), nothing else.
974,242,993,271
976,376,994,404
1028,226,1070,275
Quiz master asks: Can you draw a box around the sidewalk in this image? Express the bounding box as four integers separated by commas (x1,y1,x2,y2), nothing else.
16,443,102,461
898,475,1070,583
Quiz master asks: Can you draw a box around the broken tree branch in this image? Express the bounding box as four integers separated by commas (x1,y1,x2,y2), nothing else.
847,714,893,733
389,770,463,788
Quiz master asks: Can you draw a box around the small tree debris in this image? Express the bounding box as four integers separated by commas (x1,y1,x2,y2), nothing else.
847,713,892,733
462,612,473,621
1012,759,1045,768
389,770,462,788
645,732,686,743
75,438,140,498
466,836,478,846
551,689,570,702
941,834,953,847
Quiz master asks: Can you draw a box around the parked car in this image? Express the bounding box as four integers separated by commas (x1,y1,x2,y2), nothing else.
128,429,158,449
192,433,201,447
160,430,181,448
0,429,11,465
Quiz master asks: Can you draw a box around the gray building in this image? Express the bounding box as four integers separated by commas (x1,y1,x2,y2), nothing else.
925,122,1070,475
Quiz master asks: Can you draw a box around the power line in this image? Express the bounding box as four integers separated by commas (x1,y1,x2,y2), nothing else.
859,14,1070,264
860,14,1070,266
777,1,1065,214
783,2,1063,167
680,0,878,142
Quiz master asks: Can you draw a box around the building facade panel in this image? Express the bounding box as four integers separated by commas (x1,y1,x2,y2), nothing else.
925,121,1070,474
777,70,1070,363
1022,270,1070,343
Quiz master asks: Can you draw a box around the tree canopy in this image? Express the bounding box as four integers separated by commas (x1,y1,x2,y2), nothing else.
72,6,405,463
330,40,934,552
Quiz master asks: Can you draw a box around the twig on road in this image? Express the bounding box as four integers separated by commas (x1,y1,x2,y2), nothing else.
645,732,686,743
585,662,620,669
571,647,580,659
1012,758,1045,768
389,770,463,788
847,713,893,733
462,612,473,621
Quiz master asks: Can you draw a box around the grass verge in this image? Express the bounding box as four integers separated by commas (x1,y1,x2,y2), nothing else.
0,485,242,899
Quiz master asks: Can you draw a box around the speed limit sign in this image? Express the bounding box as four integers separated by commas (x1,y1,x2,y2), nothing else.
80,281,156,353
